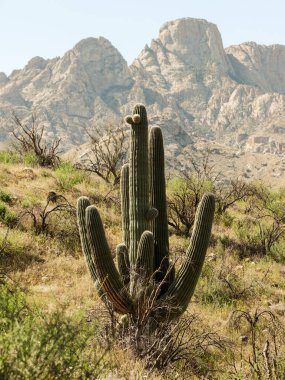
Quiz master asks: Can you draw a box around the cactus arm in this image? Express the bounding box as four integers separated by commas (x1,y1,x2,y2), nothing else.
116,243,130,287
120,164,130,250
165,193,215,316
132,230,154,297
135,231,154,280
149,126,170,283
85,205,133,314
127,104,150,267
77,196,98,284
77,196,107,299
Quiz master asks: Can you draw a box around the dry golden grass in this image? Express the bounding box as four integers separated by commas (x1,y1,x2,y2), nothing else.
1,160,285,378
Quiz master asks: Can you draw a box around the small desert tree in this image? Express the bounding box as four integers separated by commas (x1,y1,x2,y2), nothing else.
235,185,285,256
22,191,75,234
78,123,128,185
11,112,61,167
215,179,254,215
168,153,253,236
167,153,217,236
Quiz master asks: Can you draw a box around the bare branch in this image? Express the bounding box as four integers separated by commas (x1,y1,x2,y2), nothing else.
77,122,128,185
10,111,61,168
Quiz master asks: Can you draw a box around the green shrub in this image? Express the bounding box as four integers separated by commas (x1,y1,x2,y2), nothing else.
214,235,232,257
40,169,53,178
0,202,17,227
23,151,38,166
0,282,27,332
0,151,20,164
0,202,7,219
54,162,86,190
217,211,234,228
234,217,263,255
4,210,17,227
0,150,47,167
0,280,109,380
0,191,12,204
197,259,256,306
233,186,285,257
21,199,31,209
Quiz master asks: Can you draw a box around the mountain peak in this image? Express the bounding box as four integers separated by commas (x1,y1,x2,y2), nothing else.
159,17,216,34
0,16,285,162
73,36,112,52
155,17,227,70
24,56,47,71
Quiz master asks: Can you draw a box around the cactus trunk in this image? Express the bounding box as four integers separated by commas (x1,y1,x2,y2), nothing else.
149,126,169,286
129,105,150,268
120,164,130,249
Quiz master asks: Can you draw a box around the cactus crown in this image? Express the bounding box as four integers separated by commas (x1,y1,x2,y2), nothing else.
77,104,215,319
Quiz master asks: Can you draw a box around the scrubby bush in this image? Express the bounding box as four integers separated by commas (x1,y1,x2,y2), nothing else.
166,155,251,236
79,123,128,185
233,185,285,257
0,202,6,219
167,175,213,236
229,308,285,379
22,151,39,166
0,190,12,204
197,256,259,306
3,210,17,227
0,279,109,380
54,162,86,190
11,112,61,168
0,202,17,227
0,150,20,164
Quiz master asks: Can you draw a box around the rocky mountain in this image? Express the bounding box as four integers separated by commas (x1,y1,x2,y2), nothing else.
1,17,285,177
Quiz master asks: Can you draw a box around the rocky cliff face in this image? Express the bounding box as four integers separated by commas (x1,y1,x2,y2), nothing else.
0,17,285,157
226,42,285,93
0,37,133,147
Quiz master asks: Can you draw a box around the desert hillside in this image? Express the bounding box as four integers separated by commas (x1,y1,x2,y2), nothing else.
1,143,285,378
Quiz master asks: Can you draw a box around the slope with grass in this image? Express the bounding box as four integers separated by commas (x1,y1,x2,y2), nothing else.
1,153,285,379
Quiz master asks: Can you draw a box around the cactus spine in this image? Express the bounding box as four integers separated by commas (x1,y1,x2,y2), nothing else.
77,104,215,319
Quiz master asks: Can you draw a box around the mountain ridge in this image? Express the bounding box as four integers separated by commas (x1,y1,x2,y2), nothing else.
0,16,285,173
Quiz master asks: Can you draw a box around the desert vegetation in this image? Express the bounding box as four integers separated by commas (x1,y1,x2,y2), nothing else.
10,112,61,168
76,123,128,185
1,106,285,379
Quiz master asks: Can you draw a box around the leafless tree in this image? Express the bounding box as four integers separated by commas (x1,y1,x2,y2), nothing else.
22,191,75,233
78,123,128,185
11,112,61,167
215,179,255,214
168,153,218,236
168,152,255,236
241,185,285,256
229,308,284,379
168,184,197,236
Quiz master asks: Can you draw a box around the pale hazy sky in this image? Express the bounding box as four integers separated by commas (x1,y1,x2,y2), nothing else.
1,0,285,75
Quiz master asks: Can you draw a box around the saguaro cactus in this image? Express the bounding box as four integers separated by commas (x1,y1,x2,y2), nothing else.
77,104,215,319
